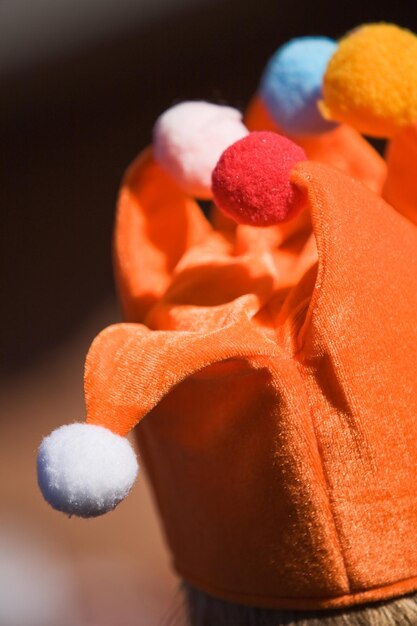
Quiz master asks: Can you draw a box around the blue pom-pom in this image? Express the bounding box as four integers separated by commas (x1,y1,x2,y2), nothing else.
259,37,338,135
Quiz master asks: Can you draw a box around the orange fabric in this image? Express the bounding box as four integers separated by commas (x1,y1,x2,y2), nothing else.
85,149,417,609
113,148,211,322
245,96,386,194
383,122,417,225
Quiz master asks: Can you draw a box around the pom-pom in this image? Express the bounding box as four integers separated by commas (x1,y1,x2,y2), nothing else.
37,423,138,517
153,101,248,198
259,37,337,135
320,23,417,137
212,131,306,226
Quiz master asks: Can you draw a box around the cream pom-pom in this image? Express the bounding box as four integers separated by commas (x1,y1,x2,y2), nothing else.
153,101,248,198
37,423,138,518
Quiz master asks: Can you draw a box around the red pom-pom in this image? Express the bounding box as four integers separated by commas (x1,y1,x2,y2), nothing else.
212,131,306,226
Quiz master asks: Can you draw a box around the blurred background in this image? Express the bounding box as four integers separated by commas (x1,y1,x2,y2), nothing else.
2,1,417,624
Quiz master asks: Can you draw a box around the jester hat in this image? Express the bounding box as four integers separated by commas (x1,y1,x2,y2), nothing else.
38,24,417,611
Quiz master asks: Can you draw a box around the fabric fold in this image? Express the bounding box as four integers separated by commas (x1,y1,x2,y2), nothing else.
114,149,211,322
85,313,279,436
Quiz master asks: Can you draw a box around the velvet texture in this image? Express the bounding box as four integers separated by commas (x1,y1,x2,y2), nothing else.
84,119,417,609
383,121,417,225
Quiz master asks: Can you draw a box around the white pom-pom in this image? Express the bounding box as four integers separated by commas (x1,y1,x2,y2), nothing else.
153,101,248,199
37,423,138,518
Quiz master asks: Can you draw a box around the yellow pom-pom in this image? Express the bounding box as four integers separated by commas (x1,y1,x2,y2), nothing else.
320,23,417,137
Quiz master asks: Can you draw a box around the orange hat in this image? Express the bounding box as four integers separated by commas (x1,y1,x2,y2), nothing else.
37,27,417,611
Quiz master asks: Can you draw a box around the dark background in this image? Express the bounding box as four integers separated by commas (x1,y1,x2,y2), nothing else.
3,0,417,376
